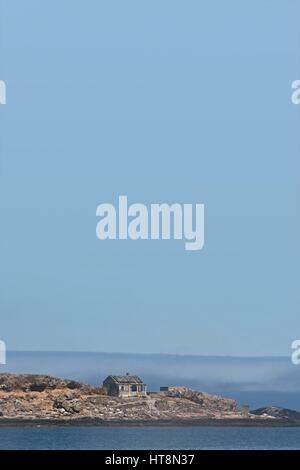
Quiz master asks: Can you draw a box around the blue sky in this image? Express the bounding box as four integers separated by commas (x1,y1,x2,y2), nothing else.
0,0,299,355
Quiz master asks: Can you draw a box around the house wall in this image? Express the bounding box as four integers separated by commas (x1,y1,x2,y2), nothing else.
103,377,147,397
118,384,147,398
103,378,119,396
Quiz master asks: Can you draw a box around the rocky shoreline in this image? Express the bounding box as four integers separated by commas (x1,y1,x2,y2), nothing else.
1,417,300,428
0,374,299,427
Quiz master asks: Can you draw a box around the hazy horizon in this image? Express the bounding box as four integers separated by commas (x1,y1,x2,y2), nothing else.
4,349,293,359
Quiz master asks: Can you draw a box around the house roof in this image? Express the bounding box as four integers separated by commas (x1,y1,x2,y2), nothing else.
106,375,144,385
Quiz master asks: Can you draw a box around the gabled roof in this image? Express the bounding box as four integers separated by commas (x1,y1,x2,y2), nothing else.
106,375,144,385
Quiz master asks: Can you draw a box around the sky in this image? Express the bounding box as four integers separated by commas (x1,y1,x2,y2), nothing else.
0,0,300,355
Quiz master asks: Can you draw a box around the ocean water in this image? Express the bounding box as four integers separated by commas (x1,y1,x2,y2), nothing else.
0,427,299,450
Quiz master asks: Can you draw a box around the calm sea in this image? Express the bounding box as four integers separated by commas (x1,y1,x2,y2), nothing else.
0,427,299,450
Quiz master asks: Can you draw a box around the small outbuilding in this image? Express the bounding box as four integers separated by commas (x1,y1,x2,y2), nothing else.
103,374,147,398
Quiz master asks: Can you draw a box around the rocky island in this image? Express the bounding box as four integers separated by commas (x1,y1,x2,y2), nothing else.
0,373,299,427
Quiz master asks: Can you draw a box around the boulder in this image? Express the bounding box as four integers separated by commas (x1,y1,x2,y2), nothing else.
29,382,48,392
252,406,300,422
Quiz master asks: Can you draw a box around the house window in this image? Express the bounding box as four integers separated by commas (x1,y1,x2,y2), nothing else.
131,385,137,392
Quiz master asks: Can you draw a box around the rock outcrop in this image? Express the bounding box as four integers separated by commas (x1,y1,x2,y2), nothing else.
160,387,236,412
252,406,300,422
0,373,295,425
0,374,100,394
